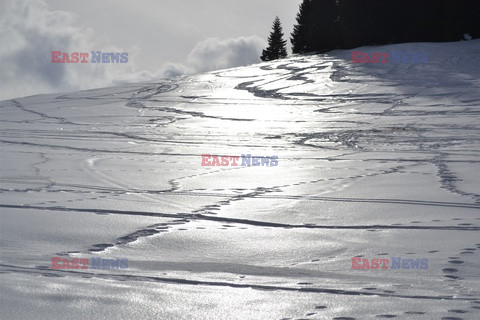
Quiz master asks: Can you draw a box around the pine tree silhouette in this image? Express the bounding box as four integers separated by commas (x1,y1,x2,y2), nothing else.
291,0,480,53
291,0,340,54
261,16,288,61
307,0,341,52
291,0,313,54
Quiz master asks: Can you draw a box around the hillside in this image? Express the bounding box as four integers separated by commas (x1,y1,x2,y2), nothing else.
1,40,480,319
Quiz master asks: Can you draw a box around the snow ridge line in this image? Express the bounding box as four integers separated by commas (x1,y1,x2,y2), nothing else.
0,263,478,302
1,204,478,231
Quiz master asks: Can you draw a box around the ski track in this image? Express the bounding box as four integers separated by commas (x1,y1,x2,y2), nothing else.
1,41,480,319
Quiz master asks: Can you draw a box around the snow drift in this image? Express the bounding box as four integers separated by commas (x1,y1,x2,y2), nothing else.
1,40,480,319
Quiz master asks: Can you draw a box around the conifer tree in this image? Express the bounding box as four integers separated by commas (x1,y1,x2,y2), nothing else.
291,0,313,54
291,0,340,54
307,0,341,52
291,0,479,54
261,16,288,61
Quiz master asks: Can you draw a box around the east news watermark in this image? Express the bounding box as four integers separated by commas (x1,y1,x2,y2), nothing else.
201,154,278,167
51,257,128,270
351,50,429,64
51,51,128,63
351,257,428,270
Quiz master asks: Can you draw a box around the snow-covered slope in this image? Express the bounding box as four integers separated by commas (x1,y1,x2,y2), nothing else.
1,40,480,319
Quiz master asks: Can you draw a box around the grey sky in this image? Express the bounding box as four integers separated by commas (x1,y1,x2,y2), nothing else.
46,0,302,72
0,0,301,100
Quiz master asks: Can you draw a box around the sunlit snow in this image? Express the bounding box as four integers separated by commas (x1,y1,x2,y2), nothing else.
1,40,479,319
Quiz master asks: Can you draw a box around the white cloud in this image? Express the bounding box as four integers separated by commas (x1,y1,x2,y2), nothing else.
155,36,266,78
158,62,193,79
0,0,134,99
155,36,266,79
185,36,266,73
0,0,267,100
